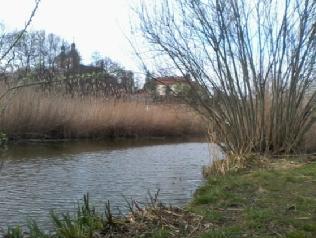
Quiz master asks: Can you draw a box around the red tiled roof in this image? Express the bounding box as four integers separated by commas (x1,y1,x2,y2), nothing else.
154,76,189,85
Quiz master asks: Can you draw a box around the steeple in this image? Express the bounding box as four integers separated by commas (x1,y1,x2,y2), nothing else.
61,45,65,53
69,42,80,71
71,43,76,52
58,44,66,69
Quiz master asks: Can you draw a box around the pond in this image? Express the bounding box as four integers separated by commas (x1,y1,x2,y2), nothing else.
0,139,213,232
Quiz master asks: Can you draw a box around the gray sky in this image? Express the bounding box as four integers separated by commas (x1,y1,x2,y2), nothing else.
0,0,140,72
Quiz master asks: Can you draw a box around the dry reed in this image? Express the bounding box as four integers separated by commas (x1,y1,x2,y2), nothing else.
0,86,205,140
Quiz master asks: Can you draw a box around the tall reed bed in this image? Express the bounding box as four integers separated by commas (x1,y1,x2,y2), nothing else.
0,86,205,139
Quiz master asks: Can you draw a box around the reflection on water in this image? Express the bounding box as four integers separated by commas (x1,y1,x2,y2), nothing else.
0,139,211,231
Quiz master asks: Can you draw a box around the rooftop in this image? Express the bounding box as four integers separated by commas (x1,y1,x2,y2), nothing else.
154,76,190,85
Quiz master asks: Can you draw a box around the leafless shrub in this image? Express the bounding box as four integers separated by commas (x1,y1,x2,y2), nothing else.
135,0,316,155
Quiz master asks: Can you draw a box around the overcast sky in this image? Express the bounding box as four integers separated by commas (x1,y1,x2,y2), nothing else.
0,0,141,72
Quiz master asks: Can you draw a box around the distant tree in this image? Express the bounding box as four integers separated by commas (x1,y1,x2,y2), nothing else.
0,0,41,67
91,53,135,93
47,33,63,69
0,30,68,83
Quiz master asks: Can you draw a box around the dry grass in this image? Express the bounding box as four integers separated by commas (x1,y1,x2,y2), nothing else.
0,87,205,140
304,123,316,153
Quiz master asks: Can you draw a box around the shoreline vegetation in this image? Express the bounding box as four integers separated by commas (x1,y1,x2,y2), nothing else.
0,85,315,238
0,86,206,142
1,85,314,151
0,0,315,237
4,156,316,238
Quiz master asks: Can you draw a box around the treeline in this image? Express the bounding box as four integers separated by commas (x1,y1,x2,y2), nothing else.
0,26,136,98
0,27,64,74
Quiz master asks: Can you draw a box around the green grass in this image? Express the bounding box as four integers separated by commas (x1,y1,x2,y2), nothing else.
5,194,104,238
150,229,172,238
190,158,316,238
5,226,24,238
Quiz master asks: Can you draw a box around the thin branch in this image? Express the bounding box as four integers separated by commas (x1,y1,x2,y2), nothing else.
0,0,41,62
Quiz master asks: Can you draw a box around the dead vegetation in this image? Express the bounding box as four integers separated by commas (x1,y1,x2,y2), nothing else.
5,191,213,238
0,86,205,140
98,201,212,237
137,0,316,155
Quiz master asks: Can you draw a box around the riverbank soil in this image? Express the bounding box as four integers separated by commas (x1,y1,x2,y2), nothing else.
190,156,316,238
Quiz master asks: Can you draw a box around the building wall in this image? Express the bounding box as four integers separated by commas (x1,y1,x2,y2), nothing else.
155,82,192,96
156,84,167,96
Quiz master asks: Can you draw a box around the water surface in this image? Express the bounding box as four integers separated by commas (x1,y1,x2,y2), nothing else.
0,140,211,231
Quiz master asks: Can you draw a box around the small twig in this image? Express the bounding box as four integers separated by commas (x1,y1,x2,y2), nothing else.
122,195,135,215
133,200,143,212
0,79,63,102
105,200,113,224
0,0,41,62
147,189,160,207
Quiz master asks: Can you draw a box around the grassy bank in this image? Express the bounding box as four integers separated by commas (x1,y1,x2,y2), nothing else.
4,157,316,238
191,156,316,238
0,87,205,140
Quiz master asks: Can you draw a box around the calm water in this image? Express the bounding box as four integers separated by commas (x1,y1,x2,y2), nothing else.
0,140,212,232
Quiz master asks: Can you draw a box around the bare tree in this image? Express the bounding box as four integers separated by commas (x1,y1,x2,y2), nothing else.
0,0,41,63
136,0,316,155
